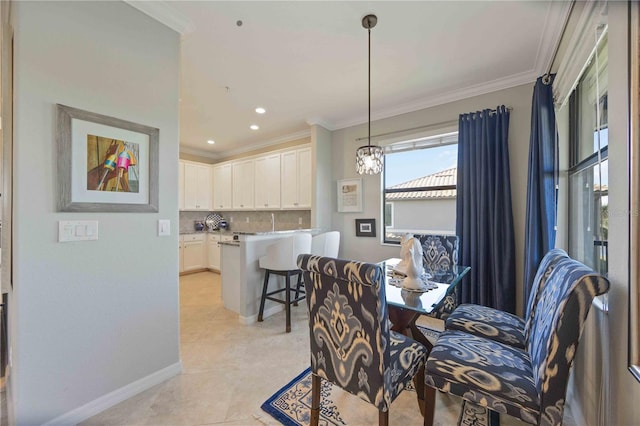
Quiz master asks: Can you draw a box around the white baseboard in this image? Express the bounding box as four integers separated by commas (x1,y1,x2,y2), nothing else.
239,305,284,325
43,361,182,426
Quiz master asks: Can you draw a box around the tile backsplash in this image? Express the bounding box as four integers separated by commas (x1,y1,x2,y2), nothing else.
179,210,311,233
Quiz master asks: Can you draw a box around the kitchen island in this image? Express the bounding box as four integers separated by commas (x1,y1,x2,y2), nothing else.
220,229,317,324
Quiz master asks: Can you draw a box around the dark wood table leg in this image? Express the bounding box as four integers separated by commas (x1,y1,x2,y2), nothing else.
388,306,434,417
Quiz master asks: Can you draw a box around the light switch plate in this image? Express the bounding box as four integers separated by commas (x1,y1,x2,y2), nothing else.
59,220,98,242
158,219,171,236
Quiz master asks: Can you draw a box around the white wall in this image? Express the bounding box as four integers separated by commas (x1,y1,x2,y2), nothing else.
331,83,533,314
311,125,333,233
11,2,181,423
390,199,456,234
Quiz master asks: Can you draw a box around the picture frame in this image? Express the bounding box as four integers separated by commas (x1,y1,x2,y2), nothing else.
57,104,159,212
629,2,640,383
355,218,376,237
337,178,363,212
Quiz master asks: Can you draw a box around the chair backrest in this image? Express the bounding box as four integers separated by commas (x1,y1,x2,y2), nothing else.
413,234,459,278
523,248,569,339
310,231,340,258
526,255,609,425
297,254,392,410
260,233,312,271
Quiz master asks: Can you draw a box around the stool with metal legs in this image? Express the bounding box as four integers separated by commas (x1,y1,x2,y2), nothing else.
257,233,312,332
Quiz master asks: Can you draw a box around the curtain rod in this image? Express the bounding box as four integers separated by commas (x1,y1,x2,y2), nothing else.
355,106,513,142
355,119,458,142
543,0,575,83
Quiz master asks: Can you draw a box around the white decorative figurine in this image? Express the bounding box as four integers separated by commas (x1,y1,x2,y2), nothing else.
395,233,414,275
401,236,425,291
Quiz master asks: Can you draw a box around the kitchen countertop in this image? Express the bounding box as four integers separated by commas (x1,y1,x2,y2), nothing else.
232,228,318,236
180,230,234,235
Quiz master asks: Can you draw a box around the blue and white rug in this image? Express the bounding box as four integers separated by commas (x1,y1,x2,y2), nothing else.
260,367,497,426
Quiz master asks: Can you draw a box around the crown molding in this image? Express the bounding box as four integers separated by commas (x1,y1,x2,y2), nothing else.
124,1,195,35
179,146,220,160
535,0,574,76
220,129,312,158
180,129,311,159
553,0,608,108
331,69,539,131
305,118,335,131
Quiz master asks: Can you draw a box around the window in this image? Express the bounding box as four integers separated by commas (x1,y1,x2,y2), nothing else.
568,33,608,274
383,132,458,244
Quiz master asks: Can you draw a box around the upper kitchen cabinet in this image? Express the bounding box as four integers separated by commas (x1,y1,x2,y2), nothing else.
232,159,255,210
213,163,232,210
180,160,212,211
254,153,281,209
281,146,311,209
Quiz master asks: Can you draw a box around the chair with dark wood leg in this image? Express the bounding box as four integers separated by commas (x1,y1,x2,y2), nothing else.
298,254,427,426
423,252,610,426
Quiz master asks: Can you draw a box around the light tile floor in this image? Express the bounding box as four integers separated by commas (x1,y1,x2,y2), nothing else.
81,271,569,426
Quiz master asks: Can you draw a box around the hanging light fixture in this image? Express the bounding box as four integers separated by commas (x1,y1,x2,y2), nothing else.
356,14,383,175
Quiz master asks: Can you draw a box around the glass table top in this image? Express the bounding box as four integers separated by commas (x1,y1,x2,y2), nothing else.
381,258,471,315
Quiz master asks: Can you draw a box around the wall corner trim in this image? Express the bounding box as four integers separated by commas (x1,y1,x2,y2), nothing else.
42,362,183,426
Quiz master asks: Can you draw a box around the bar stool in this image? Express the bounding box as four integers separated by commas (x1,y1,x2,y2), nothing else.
257,233,312,332
310,231,340,258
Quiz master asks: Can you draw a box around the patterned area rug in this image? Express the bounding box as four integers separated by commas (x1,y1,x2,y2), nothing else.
260,367,498,426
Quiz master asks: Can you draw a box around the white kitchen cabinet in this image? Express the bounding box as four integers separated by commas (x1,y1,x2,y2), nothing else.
281,147,312,209
213,163,232,210
181,161,212,211
182,234,206,272
232,159,255,210
208,234,221,271
254,153,281,209
179,236,184,273
178,161,185,210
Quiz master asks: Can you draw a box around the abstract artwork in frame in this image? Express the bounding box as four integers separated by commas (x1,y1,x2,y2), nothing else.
56,104,159,212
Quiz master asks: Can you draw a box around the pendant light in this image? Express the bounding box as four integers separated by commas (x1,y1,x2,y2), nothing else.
356,14,384,175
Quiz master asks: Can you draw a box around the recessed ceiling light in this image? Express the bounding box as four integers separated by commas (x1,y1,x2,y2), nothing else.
250,124,259,130
207,140,215,145
255,107,266,114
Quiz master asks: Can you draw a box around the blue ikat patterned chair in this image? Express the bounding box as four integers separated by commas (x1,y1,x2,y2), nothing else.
423,253,610,426
414,234,460,321
297,254,427,426
444,248,568,349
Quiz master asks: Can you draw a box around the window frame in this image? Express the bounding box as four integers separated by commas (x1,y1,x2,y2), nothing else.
381,134,458,245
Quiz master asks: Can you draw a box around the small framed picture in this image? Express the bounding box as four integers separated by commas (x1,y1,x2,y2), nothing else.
337,178,363,212
355,218,376,237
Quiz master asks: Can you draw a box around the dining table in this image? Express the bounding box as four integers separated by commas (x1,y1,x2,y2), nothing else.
381,257,471,414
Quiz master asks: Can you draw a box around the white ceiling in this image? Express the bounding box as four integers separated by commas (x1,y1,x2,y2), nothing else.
127,1,570,159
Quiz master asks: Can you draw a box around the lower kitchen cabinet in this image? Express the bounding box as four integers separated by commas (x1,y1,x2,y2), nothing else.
208,234,221,271
182,234,206,272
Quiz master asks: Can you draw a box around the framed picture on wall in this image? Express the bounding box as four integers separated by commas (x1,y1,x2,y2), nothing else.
56,104,159,212
355,218,376,237
337,178,363,212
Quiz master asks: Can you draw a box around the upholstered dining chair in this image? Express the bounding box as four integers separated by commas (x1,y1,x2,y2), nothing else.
413,234,460,321
423,254,610,426
257,233,312,332
444,248,568,349
297,254,427,426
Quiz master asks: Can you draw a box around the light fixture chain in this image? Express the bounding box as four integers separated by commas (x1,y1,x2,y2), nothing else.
368,26,371,153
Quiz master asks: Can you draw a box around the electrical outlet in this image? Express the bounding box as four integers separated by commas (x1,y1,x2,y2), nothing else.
246,217,250,223
298,217,302,225
230,216,234,223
